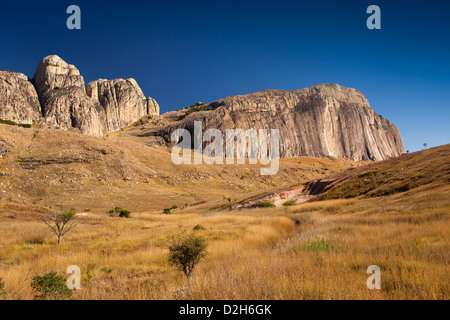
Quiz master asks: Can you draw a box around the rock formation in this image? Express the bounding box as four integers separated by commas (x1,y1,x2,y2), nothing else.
0,56,403,162
0,71,42,124
158,84,404,161
32,55,86,97
86,78,160,132
0,55,159,136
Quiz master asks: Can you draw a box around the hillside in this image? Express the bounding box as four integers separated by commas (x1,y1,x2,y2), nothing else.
231,144,449,208
309,144,450,200
0,135,447,300
0,122,357,215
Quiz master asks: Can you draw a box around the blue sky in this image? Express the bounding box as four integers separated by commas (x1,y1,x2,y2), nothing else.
0,0,448,152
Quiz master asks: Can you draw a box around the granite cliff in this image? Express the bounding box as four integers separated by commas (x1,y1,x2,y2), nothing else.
0,55,160,136
155,84,404,161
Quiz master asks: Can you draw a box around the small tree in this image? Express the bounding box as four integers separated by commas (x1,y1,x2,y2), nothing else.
167,233,207,287
423,143,428,150
42,208,78,245
31,272,72,300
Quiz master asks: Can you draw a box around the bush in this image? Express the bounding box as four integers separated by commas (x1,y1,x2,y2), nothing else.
193,224,206,231
119,210,131,218
31,272,72,300
0,118,32,128
109,207,131,218
283,200,297,207
162,208,173,215
168,233,207,286
253,201,276,208
185,102,216,116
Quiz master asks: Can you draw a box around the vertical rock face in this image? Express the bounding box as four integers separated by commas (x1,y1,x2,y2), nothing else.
41,86,103,137
0,71,42,124
146,97,160,116
162,84,404,161
86,78,160,132
31,55,102,136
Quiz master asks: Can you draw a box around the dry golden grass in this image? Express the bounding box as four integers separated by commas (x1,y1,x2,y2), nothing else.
0,182,448,300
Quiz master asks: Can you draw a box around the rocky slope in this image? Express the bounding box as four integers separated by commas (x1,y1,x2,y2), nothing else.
154,84,404,161
0,55,160,136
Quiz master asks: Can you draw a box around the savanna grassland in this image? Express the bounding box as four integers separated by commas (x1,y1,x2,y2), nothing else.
0,184,448,300
0,123,448,300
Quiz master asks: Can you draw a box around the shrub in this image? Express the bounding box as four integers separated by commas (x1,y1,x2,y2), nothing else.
0,118,32,128
167,233,207,286
185,102,216,116
31,272,72,300
0,118,17,126
193,224,206,231
109,207,131,218
253,201,276,208
162,208,173,215
283,200,297,207
119,210,131,218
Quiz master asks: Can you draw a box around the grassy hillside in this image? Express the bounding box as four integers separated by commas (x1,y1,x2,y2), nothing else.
0,124,448,300
316,145,450,200
0,123,355,215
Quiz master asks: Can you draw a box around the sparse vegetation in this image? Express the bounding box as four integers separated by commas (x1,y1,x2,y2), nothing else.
42,208,78,244
109,207,131,218
193,224,206,231
162,205,178,215
283,200,297,206
0,118,31,128
0,125,448,300
253,201,276,208
185,102,215,116
31,272,72,300
101,267,114,274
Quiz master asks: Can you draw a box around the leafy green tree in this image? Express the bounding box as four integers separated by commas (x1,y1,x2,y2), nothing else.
31,272,72,300
42,208,78,244
167,233,207,287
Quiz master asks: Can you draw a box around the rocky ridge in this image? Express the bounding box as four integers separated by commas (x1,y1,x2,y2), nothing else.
0,55,160,136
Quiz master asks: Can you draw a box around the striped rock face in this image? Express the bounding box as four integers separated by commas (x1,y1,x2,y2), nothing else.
158,84,404,161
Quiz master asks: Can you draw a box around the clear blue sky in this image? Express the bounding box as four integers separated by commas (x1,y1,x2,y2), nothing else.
1,0,449,152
